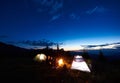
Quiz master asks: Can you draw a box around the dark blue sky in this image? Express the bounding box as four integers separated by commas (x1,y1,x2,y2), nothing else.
0,0,120,50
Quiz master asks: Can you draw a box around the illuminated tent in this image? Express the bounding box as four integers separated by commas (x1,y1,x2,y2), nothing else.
34,53,47,62
71,55,91,72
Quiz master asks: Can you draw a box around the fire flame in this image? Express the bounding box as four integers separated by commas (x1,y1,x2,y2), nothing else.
58,58,64,67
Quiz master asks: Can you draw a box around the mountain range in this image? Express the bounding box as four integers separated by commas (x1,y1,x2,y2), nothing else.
0,41,120,61
0,42,31,57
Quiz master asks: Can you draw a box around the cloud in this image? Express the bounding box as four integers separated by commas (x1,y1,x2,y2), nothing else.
69,13,80,20
50,14,61,21
18,39,57,46
81,42,120,50
32,0,63,22
86,6,107,15
86,6,98,14
32,0,63,14
49,0,63,14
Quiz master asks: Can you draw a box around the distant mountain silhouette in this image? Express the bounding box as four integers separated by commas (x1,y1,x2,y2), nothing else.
0,42,30,57
69,43,120,61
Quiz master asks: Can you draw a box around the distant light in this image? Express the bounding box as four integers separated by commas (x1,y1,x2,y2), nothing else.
71,55,91,72
34,54,47,62
58,58,64,67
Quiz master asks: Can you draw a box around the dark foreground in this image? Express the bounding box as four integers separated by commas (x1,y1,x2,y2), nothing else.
0,57,120,83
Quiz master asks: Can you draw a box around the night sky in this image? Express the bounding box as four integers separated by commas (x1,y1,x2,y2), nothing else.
0,0,120,50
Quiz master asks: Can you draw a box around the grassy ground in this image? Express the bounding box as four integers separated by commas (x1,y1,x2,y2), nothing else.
0,57,120,83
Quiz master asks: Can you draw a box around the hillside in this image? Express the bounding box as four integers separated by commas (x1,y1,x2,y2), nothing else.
0,42,30,57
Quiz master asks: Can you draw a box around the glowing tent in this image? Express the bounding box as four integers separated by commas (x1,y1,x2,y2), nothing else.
71,55,91,72
34,53,47,62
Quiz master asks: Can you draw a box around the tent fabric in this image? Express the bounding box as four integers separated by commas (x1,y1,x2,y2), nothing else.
71,55,91,72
